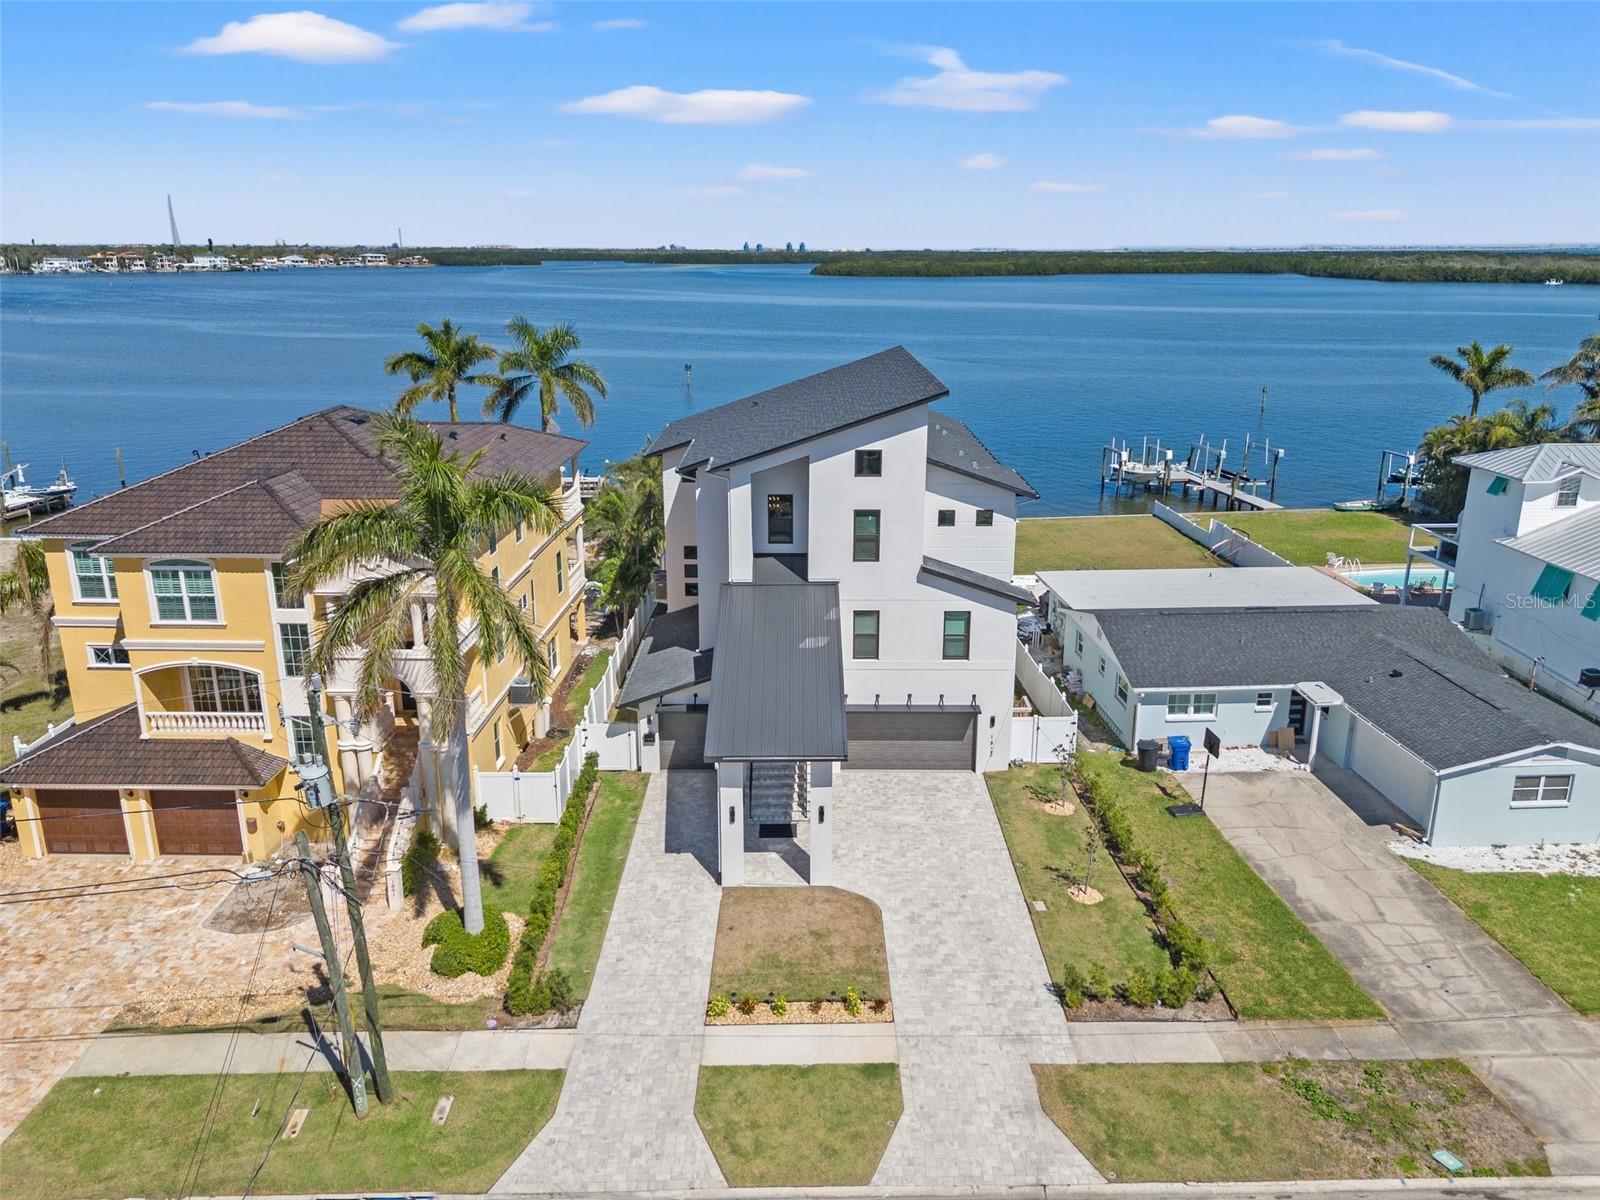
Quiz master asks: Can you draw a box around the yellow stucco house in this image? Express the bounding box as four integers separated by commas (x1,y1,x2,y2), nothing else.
1,406,588,862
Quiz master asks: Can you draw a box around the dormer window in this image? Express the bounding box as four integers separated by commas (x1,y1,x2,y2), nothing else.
71,543,118,601
149,560,219,622
1557,477,1581,508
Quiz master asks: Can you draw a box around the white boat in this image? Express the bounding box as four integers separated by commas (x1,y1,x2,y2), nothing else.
3,462,77,520
1545,278,1564,286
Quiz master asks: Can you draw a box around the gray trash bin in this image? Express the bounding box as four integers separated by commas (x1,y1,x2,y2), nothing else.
1136,739,1162,772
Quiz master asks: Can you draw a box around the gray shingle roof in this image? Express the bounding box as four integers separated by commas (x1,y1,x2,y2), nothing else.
704,582,848,762
926,415,1038,498
1498,507,1600,583
615,605,713,707
920,556,1037,605
1455,442,1600,482
0,706,288,788
1092,605,1600,770
647,347,948,472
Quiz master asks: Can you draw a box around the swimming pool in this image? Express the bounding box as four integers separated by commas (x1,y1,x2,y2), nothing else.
1345,566,1450,590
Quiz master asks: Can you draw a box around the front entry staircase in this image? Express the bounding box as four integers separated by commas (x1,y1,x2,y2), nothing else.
747,760,808,832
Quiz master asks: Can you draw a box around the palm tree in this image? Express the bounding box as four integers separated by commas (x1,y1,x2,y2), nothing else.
1417,399,1561,518
384,319,500,421
585,450,663,623
1429,341,1534,418
1542,323,1600,437
484,317,607,431
0,539,55,678
288,413,562,935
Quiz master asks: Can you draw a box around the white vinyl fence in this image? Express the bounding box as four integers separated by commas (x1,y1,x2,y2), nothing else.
1011,713,1078,764
1153,502,1292,568
474,607,647,823
1015,640,1074,718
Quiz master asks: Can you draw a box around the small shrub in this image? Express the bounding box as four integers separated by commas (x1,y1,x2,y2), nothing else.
1164,920,1209,972
810,995,824,1013
737,995,759,1016
1121,966,1159,1008
770,994,788,1018
1085,962,1111,1001
1159,965,1199,1009
422,906,510,978
1060,962,1088,1009
870,996,888,1014
707,993,731,1019
400,829,440,897
473,803,493,831
843,986,862,1017
530,967,575,1015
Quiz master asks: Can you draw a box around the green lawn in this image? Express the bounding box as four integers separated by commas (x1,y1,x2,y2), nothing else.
988,765,1169,987
1034,1060,1547,1183
695,1065,902,1186
530,648,614,770
0,653,69,766
544,770,649,1000
1077,753,1381,1019
1222,509,1422,566
1408,864,1600,1014
479,822,557,913
0,1070,564,1200
1016,515,1218,574
709,886,891,1003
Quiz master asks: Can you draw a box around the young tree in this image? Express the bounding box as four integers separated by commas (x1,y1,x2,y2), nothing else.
485,317,608,431
384,318,499,421
0,539,54,678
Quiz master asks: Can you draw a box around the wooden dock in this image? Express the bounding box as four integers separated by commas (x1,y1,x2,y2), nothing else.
1100,435,1284,512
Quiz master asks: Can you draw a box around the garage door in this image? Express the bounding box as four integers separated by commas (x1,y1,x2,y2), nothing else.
846,710,976,770
36,789,129,856
150,790,243,856
658,708,708,770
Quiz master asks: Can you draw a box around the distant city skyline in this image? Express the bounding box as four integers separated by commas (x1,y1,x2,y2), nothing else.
2,2,1596,249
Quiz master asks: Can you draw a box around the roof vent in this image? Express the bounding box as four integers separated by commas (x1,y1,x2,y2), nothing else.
1389,668,1404,678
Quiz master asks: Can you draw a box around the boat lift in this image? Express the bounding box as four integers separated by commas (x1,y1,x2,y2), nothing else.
1100,433,1284,511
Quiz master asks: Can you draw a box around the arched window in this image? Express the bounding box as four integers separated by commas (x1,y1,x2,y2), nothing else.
149,559,219,622
70,542,118,601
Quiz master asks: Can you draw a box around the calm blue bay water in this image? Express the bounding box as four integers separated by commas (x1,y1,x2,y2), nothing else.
1,263,1594,516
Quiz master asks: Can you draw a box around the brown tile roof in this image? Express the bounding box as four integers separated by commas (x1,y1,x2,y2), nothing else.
0,706,288,789
27,407,587,555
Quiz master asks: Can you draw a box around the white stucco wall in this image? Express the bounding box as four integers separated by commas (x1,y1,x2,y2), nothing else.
748,458,811,555
695,472,730,648
1344,713,1437,828
660,447,700,613
1432,746,1600,846
923,465,1017,578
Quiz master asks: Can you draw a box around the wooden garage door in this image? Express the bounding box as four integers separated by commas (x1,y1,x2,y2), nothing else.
150,790,243,856
658,708,708,770
36,789,129,856
846,710,976,770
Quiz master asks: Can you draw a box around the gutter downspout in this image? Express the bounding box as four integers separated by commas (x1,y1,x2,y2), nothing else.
1423,775,1442,845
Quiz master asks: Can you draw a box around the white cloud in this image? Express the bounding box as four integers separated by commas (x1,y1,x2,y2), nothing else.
876,46,1065,112
1312,39,1513,99
183,11,398,64
146,100,305,120
1032,180,1102,194
1185,114,1297,140
960,152,1004,170
398,3,552,32
668,185,743,197
561,86,811,125
1340,110,1453,133
593,17,646,31
738,164,810,181
1333,208,1405,221
1286,147,1385,162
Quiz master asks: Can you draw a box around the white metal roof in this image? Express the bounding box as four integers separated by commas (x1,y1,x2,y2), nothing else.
1455,442,1600,483
1499,506,1600,583
1038,566,1375,611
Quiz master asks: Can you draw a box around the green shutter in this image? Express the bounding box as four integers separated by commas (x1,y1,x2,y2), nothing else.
1487,475,1509,496
1582,586,1600,622
1529,564,1574,604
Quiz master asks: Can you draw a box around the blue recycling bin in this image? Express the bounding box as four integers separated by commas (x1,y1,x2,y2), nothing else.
1168,735,1192,771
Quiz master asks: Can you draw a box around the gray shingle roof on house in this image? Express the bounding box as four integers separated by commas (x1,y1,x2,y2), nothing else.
1455,442,1600,482
704,582,848,762
647,347,949,472
926,415,1038,498
1091,605,1600,770
1498,506,1600,583
0,706,288,788
920,556,1037,605
615,605,714,707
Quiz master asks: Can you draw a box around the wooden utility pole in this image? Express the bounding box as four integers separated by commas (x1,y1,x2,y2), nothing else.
294,825,368,1119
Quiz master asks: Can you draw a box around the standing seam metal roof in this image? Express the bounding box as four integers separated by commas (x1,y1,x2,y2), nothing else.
1455,443,1600,482
1498,507,1600,583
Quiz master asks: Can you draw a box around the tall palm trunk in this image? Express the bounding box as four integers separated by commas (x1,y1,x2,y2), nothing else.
444,702,484,933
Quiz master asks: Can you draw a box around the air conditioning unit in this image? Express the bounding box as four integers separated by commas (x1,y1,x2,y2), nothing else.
508,675,537,706
1461,607,1492,632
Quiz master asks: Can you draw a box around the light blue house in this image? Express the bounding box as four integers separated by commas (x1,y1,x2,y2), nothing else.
1040,567,1600,847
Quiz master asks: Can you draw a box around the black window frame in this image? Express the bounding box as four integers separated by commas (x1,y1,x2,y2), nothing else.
685,544,698,560
942,610,971,660
767,493,795,545
852,610,880,659
975,509,994,527
685,563,699,579
937,509,956,527
854,449,883,477
685,581,700,597
852,509,881,562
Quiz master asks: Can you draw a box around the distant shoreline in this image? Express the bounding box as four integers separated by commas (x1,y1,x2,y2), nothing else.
5,246,1597,285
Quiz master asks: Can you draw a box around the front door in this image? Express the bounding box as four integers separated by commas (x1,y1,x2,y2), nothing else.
1288,692,1308,737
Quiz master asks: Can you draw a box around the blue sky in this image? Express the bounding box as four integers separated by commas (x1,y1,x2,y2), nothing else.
2,2,1596,248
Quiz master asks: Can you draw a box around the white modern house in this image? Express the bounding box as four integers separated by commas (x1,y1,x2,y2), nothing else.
1042,566,1600,847
618,347,1038,884
1407,443,1600,720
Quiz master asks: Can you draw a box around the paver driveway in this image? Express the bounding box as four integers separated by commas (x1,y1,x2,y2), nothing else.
1199,767,1600,1173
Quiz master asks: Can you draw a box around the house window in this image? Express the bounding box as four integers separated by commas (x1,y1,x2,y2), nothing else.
515,519,525,542
854,449,882,477
493,721,504,765
71,542,118,601
767,494,794,545
685,582,699,597
569,610,580,639
1487,475,1509,496
1074,629,1084,657
270,562,303,609
1557,477,1581,508
937,509,956,527
88,644,130,668
519,594,528,613
1097,655,1106,676
556,552,566,594
488,527,499,556
278,623,311,676
853,610,880,659
187,665,262,713
1166,692,1218,720
1255,691,1275,711
853,510,880,562
976,509,994,527
942,611,971,660
1511,774,1572,808
685,563,699,579
546,639,558,672
685,545,698,560
288,716,319,764
150,560,219,622
1116,676,1129,705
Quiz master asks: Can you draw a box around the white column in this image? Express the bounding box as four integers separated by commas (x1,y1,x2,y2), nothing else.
808,760,833,886
1400,553,1414,606
638,699,661,774
410,601,426,646
716,761,746,887
332,694,363,787
1307,702,1324,770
